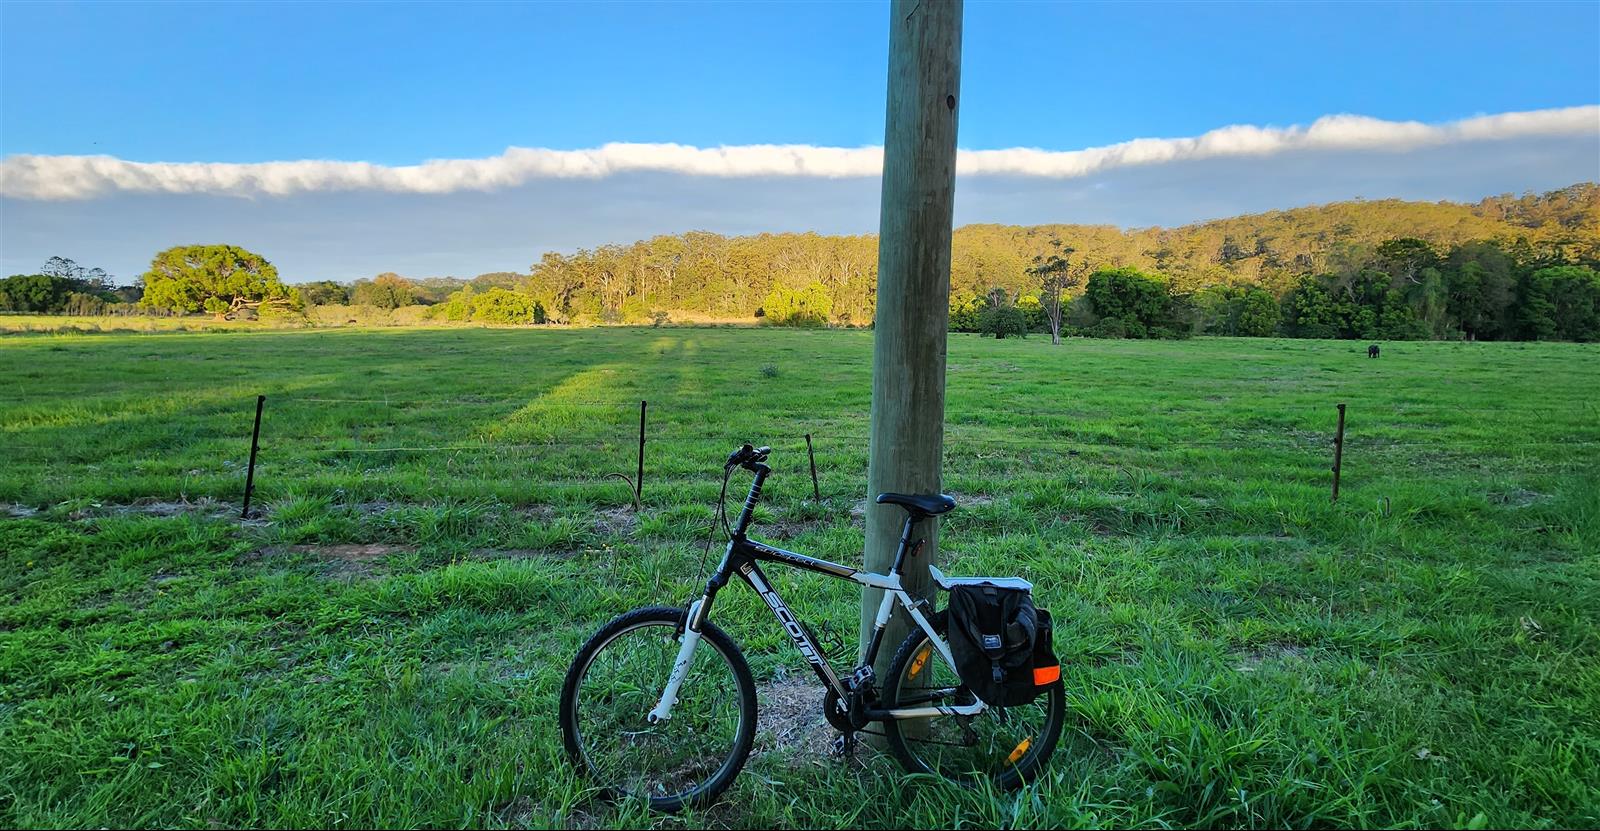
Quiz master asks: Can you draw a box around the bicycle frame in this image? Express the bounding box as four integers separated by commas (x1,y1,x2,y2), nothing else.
647,462,987,725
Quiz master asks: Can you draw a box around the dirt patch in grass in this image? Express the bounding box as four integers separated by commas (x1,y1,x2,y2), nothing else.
951,492,996,508
1231,642,1308,673
492,796,540,829
762,518,822,540
303,544,399,580
248,543,413,580
289,543,405,559
123,497,232,517
61,497,239,520
324,500,399,517
7,497,277,528
592,506,638,537
492,796,603,830
754,672,840,761
514,504,560,521
468,547,572,561
1488,488,1547,508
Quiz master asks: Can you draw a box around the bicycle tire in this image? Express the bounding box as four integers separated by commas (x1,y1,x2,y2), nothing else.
558,605,757,811
881,611,1065,789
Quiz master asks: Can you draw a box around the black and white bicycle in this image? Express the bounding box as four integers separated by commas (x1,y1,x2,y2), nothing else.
559,443,1065,810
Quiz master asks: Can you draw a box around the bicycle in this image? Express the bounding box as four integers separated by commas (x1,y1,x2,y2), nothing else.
558,443,1065,810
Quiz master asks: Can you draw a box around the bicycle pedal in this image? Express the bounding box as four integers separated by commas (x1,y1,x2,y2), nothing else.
831,732,858,757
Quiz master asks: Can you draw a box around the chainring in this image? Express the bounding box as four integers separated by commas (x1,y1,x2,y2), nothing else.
822,687,854,732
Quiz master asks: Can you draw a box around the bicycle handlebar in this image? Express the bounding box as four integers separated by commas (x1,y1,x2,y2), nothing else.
725,443,772,469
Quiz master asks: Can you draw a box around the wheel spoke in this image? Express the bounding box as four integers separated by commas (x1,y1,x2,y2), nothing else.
568,618,749,806
884,619,1063,787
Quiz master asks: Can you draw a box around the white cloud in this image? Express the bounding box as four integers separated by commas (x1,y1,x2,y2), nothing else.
3,106,1595,200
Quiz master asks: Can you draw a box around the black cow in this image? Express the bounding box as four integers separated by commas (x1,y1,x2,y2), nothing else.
1368,344,1381,359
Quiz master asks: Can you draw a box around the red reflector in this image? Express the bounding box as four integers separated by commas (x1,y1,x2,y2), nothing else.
1034,665,1061,685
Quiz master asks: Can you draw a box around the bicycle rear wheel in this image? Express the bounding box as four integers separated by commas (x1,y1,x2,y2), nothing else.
558,605,756,811
881,612,1064,789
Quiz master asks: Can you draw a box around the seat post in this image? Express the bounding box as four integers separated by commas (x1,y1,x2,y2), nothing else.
888,512,921,576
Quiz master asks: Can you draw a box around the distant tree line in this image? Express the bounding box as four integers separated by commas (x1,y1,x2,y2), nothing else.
5,184,1596,339
1272,241,1600,341
957,237,1599,343
0,257,143,315
419,183,1596,341
1,247,304,321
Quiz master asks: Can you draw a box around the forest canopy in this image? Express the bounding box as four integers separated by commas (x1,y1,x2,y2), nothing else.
492,183,1600,340
5,184,1597,340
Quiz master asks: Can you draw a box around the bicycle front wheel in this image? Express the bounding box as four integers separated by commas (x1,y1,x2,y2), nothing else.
881,612,1064,789
558,605,756,812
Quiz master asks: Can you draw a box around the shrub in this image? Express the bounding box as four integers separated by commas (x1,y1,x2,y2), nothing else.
350,274,416,310
1090,318,1128,339
299,280,350,306
979,305,1028,339
1084,267,1184,337
763,283,831,327
433,286,548,325
948,294,984,332
1017,294,1046,332
472,288,542,324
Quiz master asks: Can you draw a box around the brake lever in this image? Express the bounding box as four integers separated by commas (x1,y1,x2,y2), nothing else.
726,443,753,467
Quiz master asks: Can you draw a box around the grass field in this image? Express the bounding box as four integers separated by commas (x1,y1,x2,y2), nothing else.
0,313,294,334
2,326,1597,829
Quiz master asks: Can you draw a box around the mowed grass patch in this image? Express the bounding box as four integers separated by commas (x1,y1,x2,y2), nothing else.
1,327,1597,828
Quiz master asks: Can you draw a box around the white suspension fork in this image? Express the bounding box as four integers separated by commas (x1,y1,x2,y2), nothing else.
646,599,704,724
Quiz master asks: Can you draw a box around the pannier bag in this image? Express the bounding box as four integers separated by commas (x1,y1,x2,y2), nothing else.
947,584,1061,707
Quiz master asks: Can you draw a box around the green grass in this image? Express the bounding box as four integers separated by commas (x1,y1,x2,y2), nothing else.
2,327,1597,829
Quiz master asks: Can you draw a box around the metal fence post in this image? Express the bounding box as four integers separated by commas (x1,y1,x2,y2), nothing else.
242,395,265,518
636,400,647,506
805,433,821,500
1332,403,1346,502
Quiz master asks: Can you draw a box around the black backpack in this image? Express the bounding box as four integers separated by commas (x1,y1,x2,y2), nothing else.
947,584,1060,707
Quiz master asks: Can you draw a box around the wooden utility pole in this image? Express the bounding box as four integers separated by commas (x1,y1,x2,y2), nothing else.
860,0,963,674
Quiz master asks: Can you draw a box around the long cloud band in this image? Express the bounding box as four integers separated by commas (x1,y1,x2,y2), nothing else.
3,106,1595,201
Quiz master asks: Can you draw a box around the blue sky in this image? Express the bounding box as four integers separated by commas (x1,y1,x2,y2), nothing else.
2,0,1597,281
4,0,1596,160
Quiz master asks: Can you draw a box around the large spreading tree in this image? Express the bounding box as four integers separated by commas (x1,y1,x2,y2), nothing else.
139,245,299,319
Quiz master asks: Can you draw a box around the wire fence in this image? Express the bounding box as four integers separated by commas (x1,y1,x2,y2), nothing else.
3,392,1597,517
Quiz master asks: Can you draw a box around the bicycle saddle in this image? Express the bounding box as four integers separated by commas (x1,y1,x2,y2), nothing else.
875,492,957,516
